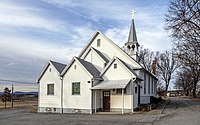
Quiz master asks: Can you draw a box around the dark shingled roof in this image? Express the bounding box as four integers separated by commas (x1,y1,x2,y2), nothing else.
92,48,109,63
116,57,142,80
76,58,101,78
50,60,66,74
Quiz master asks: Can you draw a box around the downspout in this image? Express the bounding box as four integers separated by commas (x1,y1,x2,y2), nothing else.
122,88,124,114
132,78,136,111
90,79,94,114
60,76,63,114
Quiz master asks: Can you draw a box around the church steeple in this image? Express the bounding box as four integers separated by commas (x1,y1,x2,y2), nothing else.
125,10,140,62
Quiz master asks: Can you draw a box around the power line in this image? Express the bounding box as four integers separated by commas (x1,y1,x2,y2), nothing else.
0,79,37,84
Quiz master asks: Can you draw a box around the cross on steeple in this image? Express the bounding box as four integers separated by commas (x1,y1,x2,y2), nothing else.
131,9,136,19
125,9,140,62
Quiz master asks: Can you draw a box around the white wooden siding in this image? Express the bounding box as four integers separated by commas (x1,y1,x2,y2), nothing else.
39,65,61,108
111,95,132,109
102,61,132,80
84,49,105,71
80,34,140,68
63,61,92,109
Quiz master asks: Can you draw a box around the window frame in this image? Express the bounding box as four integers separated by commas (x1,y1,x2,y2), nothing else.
148,75,150,94
47,84,54,95
144,73,146,94
114,63,117,69
135,87,137,94
116,88,126,94
72,82,80,95
97,39,101,47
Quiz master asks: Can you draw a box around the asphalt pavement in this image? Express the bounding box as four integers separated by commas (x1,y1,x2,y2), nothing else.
0,97,200,125
154,97,200,125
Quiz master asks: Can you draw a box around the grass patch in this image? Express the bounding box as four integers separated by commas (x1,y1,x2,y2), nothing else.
26,108,38,113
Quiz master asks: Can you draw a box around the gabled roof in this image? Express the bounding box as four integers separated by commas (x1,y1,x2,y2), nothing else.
78,30,156,79
36,60,66,83
50,60,66,74
125,19,139,46
100,56,142,80
78,30,142,68
61,57,101,79
116,57,141,79
76,58,101,79
92,47,109,63
82,46,109,63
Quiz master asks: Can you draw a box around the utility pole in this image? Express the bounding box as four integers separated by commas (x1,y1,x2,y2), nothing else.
11,84,14,107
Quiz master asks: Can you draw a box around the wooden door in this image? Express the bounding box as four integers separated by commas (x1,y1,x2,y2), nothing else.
103,91,110,111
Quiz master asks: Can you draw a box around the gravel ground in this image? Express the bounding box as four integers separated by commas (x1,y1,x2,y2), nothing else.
0,97,200,125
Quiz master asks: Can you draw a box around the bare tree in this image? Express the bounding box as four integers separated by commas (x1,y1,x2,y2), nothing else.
174,41,200,97
1,87,11,108
175,69,193,96
138,46,156,72
156,50,179,98
165,0,200,97
157,79,165,96
165,0,200,42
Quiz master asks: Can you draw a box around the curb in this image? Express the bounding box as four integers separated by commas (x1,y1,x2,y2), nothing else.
160,99,170,114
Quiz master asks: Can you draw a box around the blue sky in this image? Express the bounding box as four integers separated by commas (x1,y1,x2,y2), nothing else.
0,0,172,85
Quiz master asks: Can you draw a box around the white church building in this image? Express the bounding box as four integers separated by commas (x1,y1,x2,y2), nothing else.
36,16,157,114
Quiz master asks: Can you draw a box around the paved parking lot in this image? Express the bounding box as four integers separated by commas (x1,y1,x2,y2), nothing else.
0,97,200,125
0,106,158,125
154,97,200,125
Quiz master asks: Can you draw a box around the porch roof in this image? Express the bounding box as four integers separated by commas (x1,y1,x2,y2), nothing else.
91,79,131,90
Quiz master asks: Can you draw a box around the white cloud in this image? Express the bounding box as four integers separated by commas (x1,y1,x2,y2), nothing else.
105,21,172,52
0,37,80,63
0,0,172,84
0,1,68,32
42,0,132,21
105,27,129,47
7,62,15,66
41,0,172,53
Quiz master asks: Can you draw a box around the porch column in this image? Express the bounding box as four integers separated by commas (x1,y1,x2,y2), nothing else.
122,88,124,114
94,90,97,113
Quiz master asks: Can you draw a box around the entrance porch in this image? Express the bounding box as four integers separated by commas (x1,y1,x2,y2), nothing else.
91,79,133,114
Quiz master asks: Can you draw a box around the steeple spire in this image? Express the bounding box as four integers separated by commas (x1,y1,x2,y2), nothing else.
124,10,140,62
127,19,138,44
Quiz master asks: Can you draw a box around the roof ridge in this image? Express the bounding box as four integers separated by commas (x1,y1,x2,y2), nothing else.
91,47,109,63
50,60,66,74
75,57,101,78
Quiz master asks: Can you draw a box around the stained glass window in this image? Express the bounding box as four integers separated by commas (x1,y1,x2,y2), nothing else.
72,82,80,95
47,84,54,95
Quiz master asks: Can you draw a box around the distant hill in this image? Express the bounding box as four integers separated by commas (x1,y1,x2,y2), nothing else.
0,91,38,95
